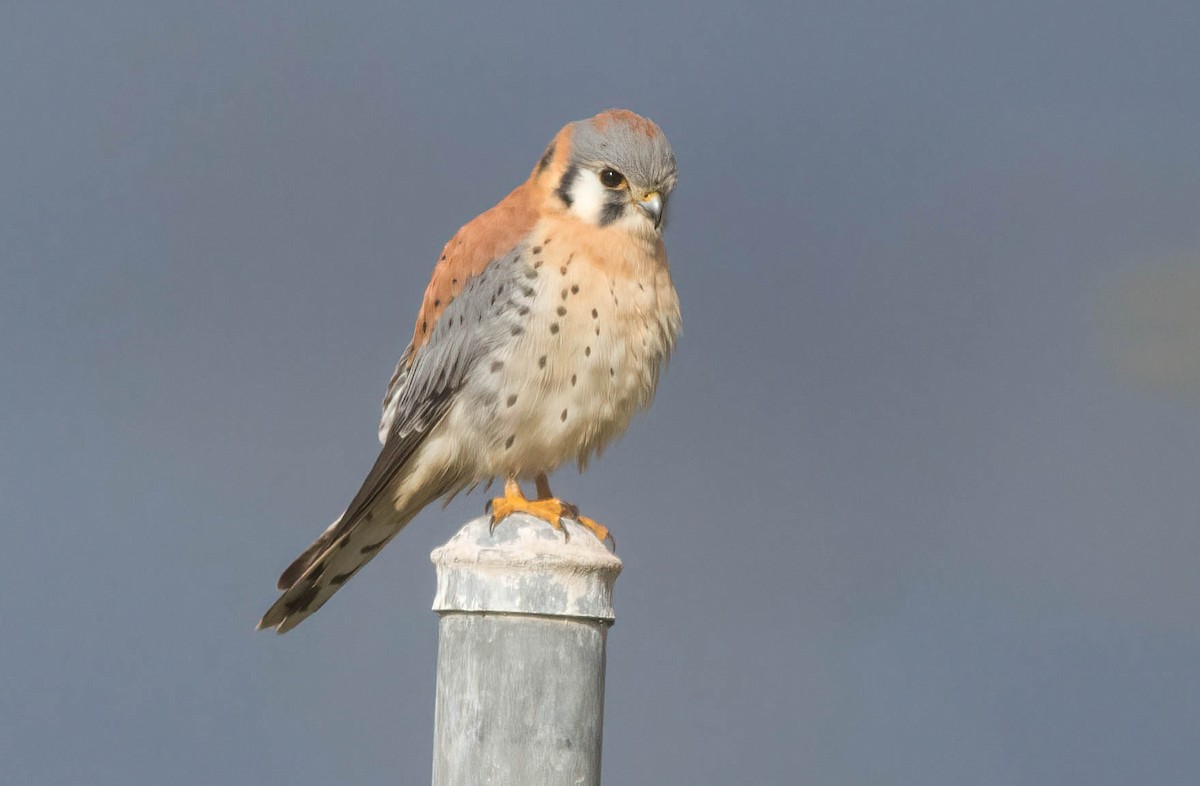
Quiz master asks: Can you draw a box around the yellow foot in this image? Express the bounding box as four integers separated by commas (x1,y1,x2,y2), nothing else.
490,478,573,539
489,477,614,548
575,515,614,548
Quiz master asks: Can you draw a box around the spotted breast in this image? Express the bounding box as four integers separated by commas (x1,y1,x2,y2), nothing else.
443,216,680,481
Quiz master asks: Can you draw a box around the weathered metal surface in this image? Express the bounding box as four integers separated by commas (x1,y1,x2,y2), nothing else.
431,513,622,622
430,514,622,786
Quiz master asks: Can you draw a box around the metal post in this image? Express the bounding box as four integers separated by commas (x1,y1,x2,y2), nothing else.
430,513,622,786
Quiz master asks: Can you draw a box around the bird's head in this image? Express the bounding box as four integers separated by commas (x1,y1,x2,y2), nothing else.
536,109,677,238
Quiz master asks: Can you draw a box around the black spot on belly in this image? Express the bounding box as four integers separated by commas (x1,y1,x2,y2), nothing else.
561,409,568,422
549,323,559,334
538,355,547,368
505,434,515,449
592,309,599,319
571,284,579,294
556,306,567,316
571,374,577,386
506,394,518,407
511,326,524,336
532,245,542,254
490,361,504,373
585,346,591,357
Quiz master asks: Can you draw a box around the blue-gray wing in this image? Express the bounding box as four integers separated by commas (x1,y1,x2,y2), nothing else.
347,247,533,519
378,348,412,444
267,248,531,605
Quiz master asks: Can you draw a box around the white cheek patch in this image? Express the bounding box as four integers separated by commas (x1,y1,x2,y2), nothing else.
567,170,608,224
614,207,654,237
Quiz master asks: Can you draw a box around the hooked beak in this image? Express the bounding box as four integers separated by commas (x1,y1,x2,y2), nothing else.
636,192,663,229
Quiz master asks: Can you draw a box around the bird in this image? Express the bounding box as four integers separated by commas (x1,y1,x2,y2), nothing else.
258,109,680,633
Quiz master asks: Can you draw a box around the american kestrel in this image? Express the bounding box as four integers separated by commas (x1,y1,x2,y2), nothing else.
259,109,680,633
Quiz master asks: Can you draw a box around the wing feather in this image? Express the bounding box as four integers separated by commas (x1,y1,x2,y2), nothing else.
259,244,534,632
378,345,412,444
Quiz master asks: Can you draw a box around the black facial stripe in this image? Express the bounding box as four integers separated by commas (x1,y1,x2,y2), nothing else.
599,193,626,226
537,142,556,173
556,165,578,207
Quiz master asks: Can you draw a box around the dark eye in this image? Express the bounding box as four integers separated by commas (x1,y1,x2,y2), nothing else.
599,168,626,188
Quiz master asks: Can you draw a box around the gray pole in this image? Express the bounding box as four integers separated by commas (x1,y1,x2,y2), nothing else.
430,513,622,786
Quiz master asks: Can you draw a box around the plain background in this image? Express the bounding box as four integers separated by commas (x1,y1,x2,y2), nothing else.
3,2,1199,784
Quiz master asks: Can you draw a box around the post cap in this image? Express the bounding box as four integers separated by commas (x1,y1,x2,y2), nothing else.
431,514,623,622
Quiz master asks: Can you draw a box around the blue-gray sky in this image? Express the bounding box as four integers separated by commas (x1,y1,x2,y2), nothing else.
3,2,1199,784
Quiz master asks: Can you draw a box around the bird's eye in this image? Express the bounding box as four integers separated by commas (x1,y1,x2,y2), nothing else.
599,168,626,188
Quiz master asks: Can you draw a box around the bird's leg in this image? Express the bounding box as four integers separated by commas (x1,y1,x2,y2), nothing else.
534,472,554,501
490,477,570,540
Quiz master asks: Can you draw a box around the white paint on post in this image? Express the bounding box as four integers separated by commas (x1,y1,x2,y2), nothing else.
430,513,622,786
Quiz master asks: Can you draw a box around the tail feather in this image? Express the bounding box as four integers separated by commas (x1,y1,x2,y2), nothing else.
259,383,458,633
257,503,418,633
277,515,343,590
